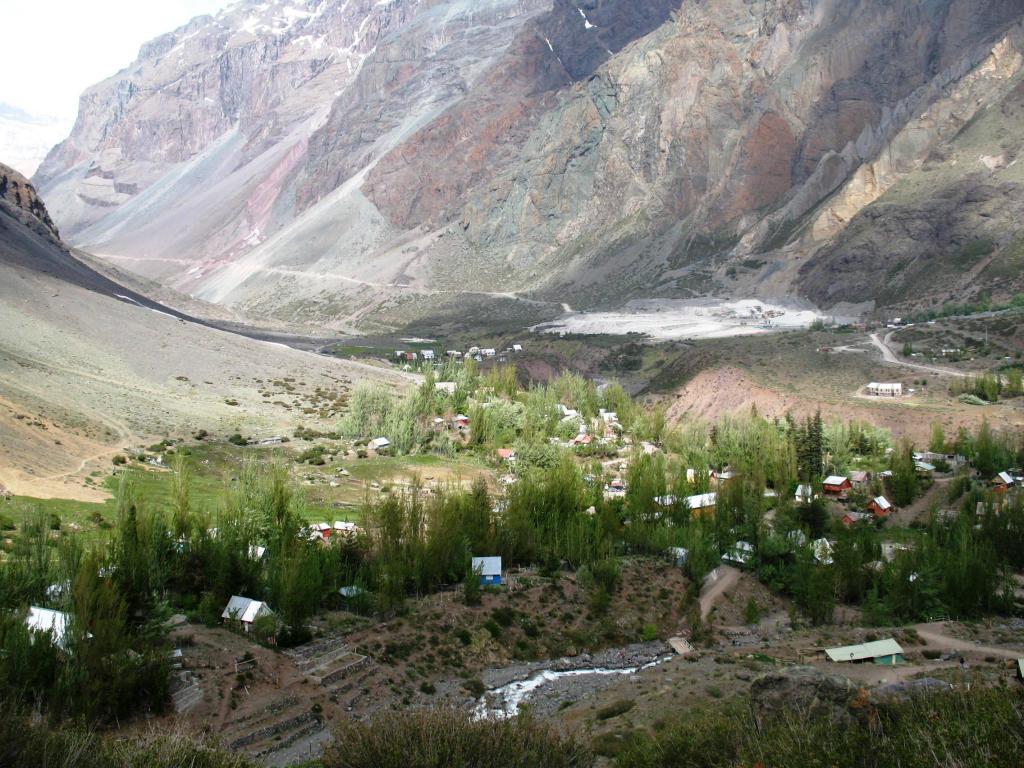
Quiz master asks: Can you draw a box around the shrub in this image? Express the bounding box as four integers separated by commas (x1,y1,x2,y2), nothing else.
322,709,591,768
111,454,127,466
615,687,1024,768
0,515,14,531
228,433,248,446
491,607,516,627
596,699,636,720
640,624,658,642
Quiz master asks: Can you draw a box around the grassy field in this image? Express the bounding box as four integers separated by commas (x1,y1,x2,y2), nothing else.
1,443,495,546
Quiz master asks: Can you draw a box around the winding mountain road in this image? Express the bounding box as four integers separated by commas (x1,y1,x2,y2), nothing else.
869,331,968,378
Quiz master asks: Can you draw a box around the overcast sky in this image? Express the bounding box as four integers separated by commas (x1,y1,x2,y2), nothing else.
2,0,234,121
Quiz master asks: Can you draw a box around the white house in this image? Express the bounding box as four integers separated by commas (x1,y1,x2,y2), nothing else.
221,596,274,631
512,344,523,352
811,538,834,565
795,484,817,503
684,492,717,513
434,381,457,395
26,606,71,649
722,541,754,566
333,521,361,535
866,382,903,397
368,437,391,453
422,350,435,360
481,348,497,357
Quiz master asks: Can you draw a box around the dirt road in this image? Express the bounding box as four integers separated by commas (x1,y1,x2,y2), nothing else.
869,332,968,378
913,622,1024,660
700,565,741,620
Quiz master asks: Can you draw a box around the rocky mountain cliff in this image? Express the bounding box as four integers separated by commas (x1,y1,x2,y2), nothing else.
2,161,60,241
35,0,1024,329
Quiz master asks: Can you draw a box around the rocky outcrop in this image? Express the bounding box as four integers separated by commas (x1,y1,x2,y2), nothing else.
0,162,59,241
33,0,1024,325
749,666,857,728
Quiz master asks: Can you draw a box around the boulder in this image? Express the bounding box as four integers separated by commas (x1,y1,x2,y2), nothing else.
749,666,856,729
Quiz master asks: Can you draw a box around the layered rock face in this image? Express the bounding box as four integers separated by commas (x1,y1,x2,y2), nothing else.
35,0,1024,325
1,162,59,241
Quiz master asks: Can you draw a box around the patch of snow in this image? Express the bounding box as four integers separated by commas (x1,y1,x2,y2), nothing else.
577,6,595,29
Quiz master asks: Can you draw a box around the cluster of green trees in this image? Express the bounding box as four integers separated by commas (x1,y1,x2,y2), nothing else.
906,291,1024,323
337,366,652,463
930,418,1022,477
0,459,363,722
950,370,1024,403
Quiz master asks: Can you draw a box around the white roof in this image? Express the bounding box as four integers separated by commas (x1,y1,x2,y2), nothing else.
795,484,815,499
654,495,677,506
471,556,502,576
368,437,391,448
26,606,70,648
873,496,892,510
722,541,754,564
248,545,267,560
333,521,360,533
812,538,834,564
684,492,716,510
823,475,848,486
825,638,903,662
222,595,273,624
996,471,1013,484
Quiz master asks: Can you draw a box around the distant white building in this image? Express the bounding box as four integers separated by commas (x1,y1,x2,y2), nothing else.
811,538,834,565
434,381,457,395
221,596,273,632
26,606,71,649
722,541,754,566
825,638,904,665
684,492,717,513
422,350,435,360
368,437,391,453
866,382,903,397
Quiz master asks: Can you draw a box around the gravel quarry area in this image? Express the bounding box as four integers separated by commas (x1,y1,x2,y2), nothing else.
533,298,835,341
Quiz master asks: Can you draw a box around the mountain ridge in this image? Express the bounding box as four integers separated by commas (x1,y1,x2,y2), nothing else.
33,0,1024,329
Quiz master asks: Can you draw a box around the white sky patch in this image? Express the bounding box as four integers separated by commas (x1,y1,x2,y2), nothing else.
1,0,234,121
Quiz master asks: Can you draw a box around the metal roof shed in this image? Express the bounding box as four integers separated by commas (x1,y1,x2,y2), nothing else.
825,638,904,665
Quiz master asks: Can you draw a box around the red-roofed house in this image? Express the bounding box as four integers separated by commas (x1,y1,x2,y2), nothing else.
868,496,893,518
822,476,853,498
